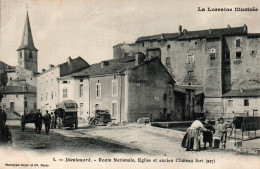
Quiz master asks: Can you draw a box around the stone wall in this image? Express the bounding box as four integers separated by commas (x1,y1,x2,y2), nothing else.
225,36,260,90
127,59,175,122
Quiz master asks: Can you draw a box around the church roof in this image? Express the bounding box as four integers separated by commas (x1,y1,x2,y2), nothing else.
17,12,38,51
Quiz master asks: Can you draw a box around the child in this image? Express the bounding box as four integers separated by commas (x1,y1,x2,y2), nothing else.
203,119,215,149
218,117,232,150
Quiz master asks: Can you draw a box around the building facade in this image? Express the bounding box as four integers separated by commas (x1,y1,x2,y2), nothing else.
57,76,90,122
113,25,260,115
37,56,89,114
223,89,260,116
1,84,36,118
63,54,177,123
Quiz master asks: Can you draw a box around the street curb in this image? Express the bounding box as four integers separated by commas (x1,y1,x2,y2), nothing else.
129,124,185,139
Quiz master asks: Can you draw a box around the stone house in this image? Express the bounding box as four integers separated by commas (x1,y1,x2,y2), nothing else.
59,54,176,123
1,84,36,118
113,24,260,115
223,89,260,116
36,56,89,114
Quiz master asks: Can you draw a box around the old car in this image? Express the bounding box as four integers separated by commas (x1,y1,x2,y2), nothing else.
54,100,78,129
89,109,112,126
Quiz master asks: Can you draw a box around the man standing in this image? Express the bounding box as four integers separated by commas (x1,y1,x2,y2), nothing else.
44,111,51,135
0,107,7,129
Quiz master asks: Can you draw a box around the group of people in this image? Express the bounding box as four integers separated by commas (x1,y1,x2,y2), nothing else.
182,117,232,151
32,110,53,135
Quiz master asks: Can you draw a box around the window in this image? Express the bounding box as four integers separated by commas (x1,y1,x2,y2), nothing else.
168,84,173,97
244,99,249,106
188,71,194,76
111,101,118,118
10,102,14,111
34,103,37,109
96,81,101,98
10,77,12,81
112,78,118,97
236,52,241,59
63,89,68,98
228,100,233,107
210,48,216,60
79,84,83,97
195,41,198,45
188,82,192,85
63,81,68,84
225,52,230,60
51,91,53,99
250,50,257,56
24,101,27,108
80,79,83,82
80,103,83,115
29,51,33,59
167,45,171,51
20,52,22,59
166,57,171,66
236,39,241,47
95,104,99,110
187,55,194,63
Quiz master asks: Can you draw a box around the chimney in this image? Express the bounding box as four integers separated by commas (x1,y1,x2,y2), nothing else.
135,52,145,66
67,56,72,66
101,61,109,68
183,29,188,34
42,69,46,72
209,29,212,34
227,25,231,29
179,25,182,35
67,56,73,73
243,24,247,32
49,64,54,69
23,85,28,92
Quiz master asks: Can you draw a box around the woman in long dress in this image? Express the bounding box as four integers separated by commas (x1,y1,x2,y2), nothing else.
182,118,208,151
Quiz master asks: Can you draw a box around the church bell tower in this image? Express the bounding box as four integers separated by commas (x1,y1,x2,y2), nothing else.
17,12,38,73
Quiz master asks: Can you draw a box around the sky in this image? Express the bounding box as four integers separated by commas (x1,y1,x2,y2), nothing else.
1,0,260,71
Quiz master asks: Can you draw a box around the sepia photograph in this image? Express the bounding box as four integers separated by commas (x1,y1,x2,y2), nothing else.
0,0,260,168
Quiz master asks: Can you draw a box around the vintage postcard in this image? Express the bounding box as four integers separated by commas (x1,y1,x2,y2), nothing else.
0,0,260,169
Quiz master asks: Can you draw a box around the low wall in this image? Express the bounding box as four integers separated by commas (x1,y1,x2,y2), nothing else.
151,121,193,128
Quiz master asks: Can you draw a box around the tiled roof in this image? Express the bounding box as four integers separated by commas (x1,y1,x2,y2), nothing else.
71,56,143,77
68,56,175,84
136,33,179,42
1,83,36,94
136,26,247,42
174,85,204,95
223,89,260,97
37,56,89,77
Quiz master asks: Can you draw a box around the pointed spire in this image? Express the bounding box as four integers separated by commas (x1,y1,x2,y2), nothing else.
17,11,38,51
